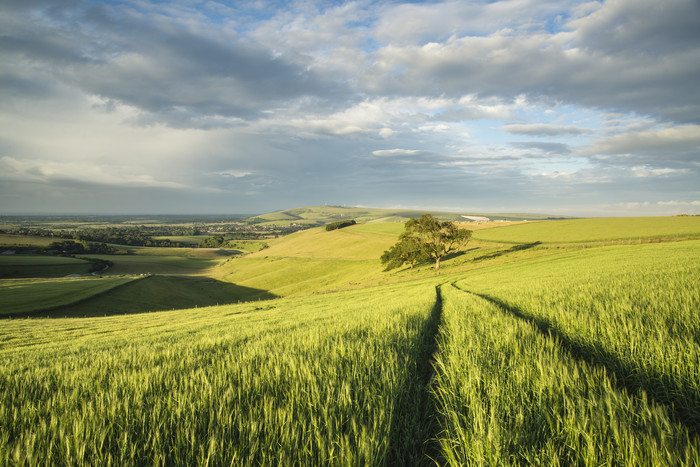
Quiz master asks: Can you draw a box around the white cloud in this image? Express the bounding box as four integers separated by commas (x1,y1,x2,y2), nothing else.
657,200,700,206
217,170,253,178
631,167,687,178
0,156,189,189
582,125,700,155
1,0,699,215
379,127,395,138
502,123,592,136
372,149,422,157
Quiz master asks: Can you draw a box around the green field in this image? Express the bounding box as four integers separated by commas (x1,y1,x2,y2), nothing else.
0,255,93,278
0,276,138,316
0,234,56,248
1,214,699,464
473,216,700,243
81,253,222,276
44,276,276,317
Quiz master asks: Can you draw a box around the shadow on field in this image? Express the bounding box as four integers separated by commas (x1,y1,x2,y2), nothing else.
473,292,700,437
17,275,278,318
385,285,443,465
473,241,541,261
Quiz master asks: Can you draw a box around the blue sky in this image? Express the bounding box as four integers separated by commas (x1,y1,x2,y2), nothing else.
1,0,699,216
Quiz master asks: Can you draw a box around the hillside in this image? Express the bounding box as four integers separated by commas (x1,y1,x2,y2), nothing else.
213,215,700,298
2,216,699,464
253,205,570,226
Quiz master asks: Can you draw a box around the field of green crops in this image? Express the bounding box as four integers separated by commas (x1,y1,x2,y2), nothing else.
0,282,440,465
473,216,700,243
0,276,139,317
1,216,699,464
0,255,93,278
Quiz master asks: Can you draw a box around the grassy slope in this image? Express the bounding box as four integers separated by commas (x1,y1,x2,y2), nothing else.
0,255,93,278
257,205,571,225
82,252,223,276
46,276,277,317
0,282,440,465
213,223,403,296
2,216,699,463
211,219,582,297
0,276,139,316
473,216,700,243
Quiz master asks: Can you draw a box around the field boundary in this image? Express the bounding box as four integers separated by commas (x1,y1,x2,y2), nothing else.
452,285,700,437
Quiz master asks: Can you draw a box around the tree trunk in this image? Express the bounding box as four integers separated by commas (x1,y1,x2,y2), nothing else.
435,256,441,270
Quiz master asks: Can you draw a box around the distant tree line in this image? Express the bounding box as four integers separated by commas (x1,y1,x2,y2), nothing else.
69,228,185,248
47,240,118,255
325,220,356,231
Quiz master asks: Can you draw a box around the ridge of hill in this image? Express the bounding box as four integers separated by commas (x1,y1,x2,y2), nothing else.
253,205,571,225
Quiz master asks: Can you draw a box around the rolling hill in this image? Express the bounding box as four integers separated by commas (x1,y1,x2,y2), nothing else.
253,205,571,226
2,211,699,464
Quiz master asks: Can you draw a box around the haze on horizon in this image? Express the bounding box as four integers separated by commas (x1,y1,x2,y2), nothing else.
1,0,699,217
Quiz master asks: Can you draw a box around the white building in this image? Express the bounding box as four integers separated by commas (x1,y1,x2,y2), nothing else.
462,215,490,223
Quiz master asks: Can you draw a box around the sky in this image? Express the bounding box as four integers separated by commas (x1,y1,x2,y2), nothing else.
1,0,699,216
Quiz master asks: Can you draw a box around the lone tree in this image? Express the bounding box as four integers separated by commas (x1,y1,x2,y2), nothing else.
381,214,472,270
380,235,429,271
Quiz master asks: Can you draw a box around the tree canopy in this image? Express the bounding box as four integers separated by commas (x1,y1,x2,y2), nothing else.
381,214,472,270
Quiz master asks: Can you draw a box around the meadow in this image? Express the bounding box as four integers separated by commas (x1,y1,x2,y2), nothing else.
1,213,699,464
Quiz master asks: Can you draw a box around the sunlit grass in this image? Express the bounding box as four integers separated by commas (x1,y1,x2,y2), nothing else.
432,284,700,465
0,282,439,465
473,216,700,243
0,276,138,316
455,240,700,432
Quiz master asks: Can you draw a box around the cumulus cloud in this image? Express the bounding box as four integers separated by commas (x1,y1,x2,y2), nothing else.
367,0,700,123
579,125,700,168
0,0,698,215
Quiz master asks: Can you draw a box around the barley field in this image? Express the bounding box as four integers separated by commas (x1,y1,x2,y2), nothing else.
1,218,698,464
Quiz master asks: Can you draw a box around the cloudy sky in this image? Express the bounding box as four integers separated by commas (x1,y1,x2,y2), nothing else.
1,0,699,216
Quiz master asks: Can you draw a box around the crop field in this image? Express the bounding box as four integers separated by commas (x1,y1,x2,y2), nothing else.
1,215,699,464
41,276,276,317
473,216,700,243
0,282,440,465
434,284,699,465
0,234,56,248
0,276,139,316
453,241,700,435
0,255,93,278
81,253,222,276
